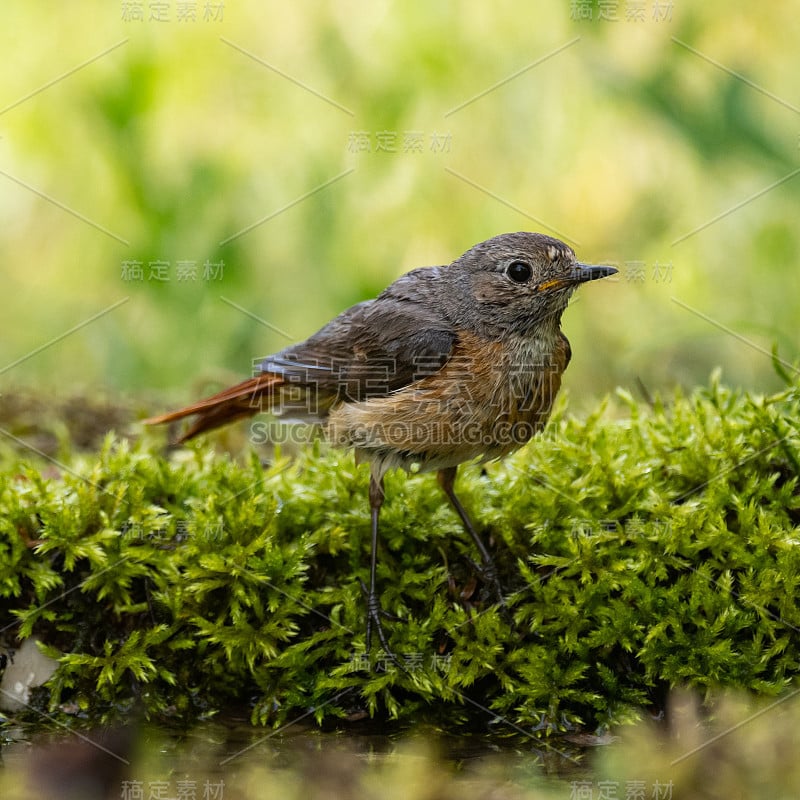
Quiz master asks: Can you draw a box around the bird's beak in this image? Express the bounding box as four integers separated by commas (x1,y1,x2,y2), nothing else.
535,263,618,293
572,263,618,283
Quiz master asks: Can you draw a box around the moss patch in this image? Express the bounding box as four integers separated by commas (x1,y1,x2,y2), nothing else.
1,372,799,734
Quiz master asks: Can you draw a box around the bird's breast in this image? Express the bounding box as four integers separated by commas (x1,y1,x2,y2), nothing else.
326,328,570,474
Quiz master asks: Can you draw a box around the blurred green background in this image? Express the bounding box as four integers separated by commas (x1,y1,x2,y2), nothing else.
1,2,798,414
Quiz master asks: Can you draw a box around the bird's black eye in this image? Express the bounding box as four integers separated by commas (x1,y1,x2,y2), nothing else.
506,261,532,283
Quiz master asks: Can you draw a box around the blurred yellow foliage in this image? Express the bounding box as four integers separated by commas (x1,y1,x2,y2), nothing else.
1,2,798,407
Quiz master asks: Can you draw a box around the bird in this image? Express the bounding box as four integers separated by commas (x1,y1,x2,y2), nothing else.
145,232,616,658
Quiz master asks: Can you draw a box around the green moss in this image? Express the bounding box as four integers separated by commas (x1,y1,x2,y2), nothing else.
1,372,799,733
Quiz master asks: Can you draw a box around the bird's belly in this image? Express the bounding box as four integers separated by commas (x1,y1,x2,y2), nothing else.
326,331,568,475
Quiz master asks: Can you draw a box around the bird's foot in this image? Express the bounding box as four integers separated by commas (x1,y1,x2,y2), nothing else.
466,556,506,609
358,579,405,671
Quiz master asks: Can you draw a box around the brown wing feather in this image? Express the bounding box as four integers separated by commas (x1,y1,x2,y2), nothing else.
146,265,457,443
261,272,456,402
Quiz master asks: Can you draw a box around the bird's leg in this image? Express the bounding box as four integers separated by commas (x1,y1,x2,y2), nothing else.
365,471,400,664
437,466,504,606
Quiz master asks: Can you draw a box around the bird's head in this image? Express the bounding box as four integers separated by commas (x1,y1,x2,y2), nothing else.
450,231,617,336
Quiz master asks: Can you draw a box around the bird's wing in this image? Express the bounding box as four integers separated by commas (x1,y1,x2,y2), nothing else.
144,267,457,440
260,276,457,403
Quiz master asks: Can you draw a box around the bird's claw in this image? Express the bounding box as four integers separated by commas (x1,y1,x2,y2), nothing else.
358,579,406,671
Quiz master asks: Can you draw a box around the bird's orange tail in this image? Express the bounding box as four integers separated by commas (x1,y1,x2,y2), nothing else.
143,373,283,443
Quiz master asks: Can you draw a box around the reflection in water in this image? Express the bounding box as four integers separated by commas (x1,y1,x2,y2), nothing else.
0,715,587,799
